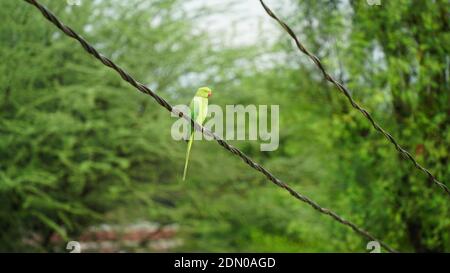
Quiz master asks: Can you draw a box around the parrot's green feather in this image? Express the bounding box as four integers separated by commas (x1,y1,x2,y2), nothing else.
182,87,211,181
190,99,199,132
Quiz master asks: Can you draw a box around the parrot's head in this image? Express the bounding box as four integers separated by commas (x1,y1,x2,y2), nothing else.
196,87,212,98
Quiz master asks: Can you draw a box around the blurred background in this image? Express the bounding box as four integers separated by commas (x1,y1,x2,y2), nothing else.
0,0,448,252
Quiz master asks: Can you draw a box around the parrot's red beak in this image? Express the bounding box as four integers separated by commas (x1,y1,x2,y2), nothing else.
208,92,212,98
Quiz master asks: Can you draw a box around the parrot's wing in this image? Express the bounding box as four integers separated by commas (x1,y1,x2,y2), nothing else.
189,98,200,133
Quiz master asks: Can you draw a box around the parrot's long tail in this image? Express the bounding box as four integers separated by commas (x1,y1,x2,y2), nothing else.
182,132,194,181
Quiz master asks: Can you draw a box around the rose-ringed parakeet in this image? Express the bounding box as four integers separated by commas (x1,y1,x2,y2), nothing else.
182,87,212,181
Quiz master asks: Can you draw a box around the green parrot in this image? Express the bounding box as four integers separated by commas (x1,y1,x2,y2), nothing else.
182,87,212,181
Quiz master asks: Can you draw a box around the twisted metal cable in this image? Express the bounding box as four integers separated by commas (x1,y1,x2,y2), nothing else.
259,0,449,197
24,0,396,252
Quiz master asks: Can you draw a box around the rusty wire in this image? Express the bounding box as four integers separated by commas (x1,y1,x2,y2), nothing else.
259,0,449,197
23,0,396,252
